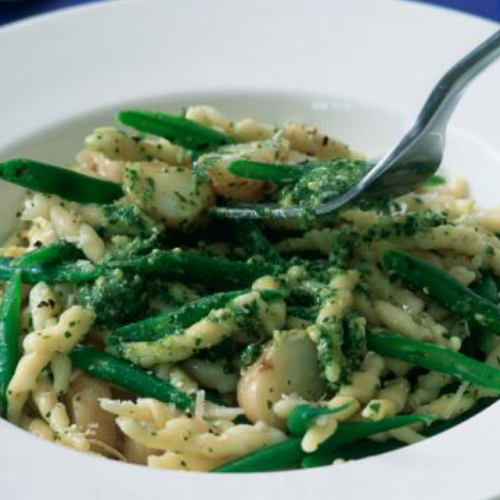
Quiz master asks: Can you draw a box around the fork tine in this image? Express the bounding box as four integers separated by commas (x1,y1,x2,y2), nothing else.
212,204,304,220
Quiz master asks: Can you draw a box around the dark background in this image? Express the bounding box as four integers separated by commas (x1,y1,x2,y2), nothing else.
0,0,499,26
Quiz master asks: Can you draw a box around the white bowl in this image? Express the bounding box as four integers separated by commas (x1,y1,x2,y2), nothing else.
1,1,500,499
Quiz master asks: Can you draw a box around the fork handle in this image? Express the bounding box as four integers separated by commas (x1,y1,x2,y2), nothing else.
417,28,500,133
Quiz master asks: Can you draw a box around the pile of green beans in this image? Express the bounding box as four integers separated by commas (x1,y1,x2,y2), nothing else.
1,111,500,475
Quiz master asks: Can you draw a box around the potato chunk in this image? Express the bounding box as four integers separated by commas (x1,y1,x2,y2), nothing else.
237,331,326,429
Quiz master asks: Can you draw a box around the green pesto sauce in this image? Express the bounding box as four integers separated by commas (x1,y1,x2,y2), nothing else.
279,159,372,218
76,268,147,328
102,202,159,237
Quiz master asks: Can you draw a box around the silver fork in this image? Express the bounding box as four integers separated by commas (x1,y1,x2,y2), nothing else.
216,28,500,220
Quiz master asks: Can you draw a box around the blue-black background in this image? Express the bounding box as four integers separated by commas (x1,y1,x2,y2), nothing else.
0,0,499,26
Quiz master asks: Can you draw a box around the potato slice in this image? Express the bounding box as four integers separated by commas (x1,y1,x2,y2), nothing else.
237,331,326,429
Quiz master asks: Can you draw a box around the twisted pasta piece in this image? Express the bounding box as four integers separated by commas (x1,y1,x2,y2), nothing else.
301,398,359,453
374,300,460,350
408,372,453,409
185,105,275,143
185,106,234,134
273,393,308,419
275,228,339,256
116,416,285,460
25,418,55,442
105,394,284,469
415,390,476,420
81,127,191,176
327,353,385,409
362,264,425,319
301,416,338,453
281,121,352,159
29,283,72,395
400,191,472,219
273,393,356,453
122,288,286,367
100,398,180,428
50,204,105,262
294,354,385,452
362,378,410,421
149,451,225,472
154,365,199,394
76,150,125,183
32,372,89,451
362,378,417,444
29,282,61,331
101,397,242,426
51,353,72,396
308,270,359,387
7,306,95,423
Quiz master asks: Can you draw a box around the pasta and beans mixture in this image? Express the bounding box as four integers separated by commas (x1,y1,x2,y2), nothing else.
0,106,500,472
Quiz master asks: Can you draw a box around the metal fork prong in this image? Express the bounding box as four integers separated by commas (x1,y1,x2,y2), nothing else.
213,204,305,220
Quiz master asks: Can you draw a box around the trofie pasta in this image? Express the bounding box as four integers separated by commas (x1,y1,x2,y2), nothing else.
0,105,500,472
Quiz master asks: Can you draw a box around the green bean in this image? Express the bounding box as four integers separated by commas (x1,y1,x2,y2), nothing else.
213,414,430,473
12,240,80,267
303,439,401,468
472,273,499,304
367,329,500,390
302,399,494,468
118,110,235,154
422,174,446,187
471,274,499,352
0,159,123,204
287,306,318,321
1,250,278,288
228,160,308,183
108,290,246,345
298,415,432,469
287,402,351,437
70,345,192,410
213,437,304,473
0,257,99,284
382,249,500,333
230,220,282,264
107,288,284,345
0,270,23,417
114,251,278,290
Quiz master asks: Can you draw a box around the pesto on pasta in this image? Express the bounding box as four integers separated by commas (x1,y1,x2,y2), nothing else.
0,105,499,472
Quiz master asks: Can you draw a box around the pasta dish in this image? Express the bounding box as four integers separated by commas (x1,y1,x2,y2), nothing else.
0,106,499,472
